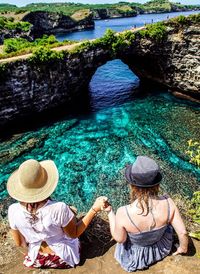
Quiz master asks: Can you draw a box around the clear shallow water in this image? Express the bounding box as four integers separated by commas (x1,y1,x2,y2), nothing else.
56,11,199,41
0,60,199,212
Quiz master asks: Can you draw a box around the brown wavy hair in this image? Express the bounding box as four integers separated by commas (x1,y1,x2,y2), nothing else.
130,185,159,216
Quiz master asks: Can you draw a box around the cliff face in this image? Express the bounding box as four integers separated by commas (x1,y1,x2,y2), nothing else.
0,48,111,127
22,11,94,37
0,29,33,45
93,8,137,19
0,19,199,127
120,23,200,101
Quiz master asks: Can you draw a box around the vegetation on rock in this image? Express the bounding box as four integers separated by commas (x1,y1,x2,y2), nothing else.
0,16,31,32
0,1,199,20
139,21,167,41
29,46,68,64
0,13,198,61
185,139,200,240
0,35,75,59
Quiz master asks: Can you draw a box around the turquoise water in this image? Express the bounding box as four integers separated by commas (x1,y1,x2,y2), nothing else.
0,60,199,212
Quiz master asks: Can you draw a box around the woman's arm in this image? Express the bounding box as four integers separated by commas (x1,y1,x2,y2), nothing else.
169,198,188,255
10,229,28,249
107,207,127,243
63,197,106,238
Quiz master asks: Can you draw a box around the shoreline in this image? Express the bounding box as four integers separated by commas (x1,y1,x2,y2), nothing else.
94,9,200,20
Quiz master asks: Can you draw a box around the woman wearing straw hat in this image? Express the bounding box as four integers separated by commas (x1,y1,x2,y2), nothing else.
7,159,107,269
105,156,188,272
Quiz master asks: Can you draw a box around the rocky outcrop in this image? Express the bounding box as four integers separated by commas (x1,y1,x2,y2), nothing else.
0,18,199,127
0,47,111,127
0,29,33,45
22,11,94,38
92,8,137,19
119,23,200,101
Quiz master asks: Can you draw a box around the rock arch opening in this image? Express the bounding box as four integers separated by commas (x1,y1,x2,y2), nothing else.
89,59,140,111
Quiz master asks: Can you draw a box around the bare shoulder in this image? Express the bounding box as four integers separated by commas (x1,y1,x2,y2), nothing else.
116,206,126,216
159,194,177,210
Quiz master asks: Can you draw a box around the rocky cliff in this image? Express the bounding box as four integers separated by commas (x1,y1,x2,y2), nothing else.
120,21,200,102
22,11,94,38
0,29,33,45
0,47,111,127
0,16,199,127
92,8,137,19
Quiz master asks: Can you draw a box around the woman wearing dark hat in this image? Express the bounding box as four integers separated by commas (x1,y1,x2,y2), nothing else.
106,156,188,272
7,159,107,269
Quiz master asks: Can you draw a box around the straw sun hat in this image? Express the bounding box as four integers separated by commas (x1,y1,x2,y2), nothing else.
7,159,59,203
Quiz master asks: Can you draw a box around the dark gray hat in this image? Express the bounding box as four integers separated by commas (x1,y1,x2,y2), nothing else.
125,156,162,187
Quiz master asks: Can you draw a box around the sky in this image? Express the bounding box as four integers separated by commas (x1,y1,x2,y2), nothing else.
0,0,199,7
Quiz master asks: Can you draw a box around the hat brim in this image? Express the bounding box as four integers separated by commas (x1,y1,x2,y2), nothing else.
7,160,59,203
125,165,162,187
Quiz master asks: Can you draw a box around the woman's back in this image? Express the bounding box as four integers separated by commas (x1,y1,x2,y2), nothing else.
114,196,174,272
107,156,188,272
8,200,74,242
119,195,173,234
8,199,80,267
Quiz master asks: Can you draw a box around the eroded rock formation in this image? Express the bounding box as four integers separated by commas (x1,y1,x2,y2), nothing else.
22,11,94,37
0,28,33,45
0,19,199,127
120,23,200,102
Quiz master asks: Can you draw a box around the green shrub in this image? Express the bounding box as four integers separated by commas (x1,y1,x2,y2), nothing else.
1,35,74,59
34,35,58,46
185,139,200,240
15,9,26,14
0,17,5,29
3,38,31,53
185,139,200,167
69,29,118,55
189,192,200,224
65,28,136,57
112,31,135,54
0,16,32,32
100,29,118,47
139,22,167,41
188,191,200,240
177,15,188,25
29,46,67,64
168,14,200,27
6,21,31,32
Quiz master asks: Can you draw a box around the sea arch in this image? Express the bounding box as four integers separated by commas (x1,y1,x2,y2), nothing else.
0,16,199,127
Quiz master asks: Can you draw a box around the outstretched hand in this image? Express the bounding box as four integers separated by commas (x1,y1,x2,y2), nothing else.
103,202,112,213
92,196,108,212
172,246,187,256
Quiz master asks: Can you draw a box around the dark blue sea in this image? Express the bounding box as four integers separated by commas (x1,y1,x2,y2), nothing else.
56,11,198,41
0,11,199,212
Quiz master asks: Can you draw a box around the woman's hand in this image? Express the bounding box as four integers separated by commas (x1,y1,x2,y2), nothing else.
92,196,108,212
172,245,187,256
104,202,112,213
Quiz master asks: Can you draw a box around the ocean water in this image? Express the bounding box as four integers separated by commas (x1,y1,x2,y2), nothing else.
56,11,199,41
0,60,199,212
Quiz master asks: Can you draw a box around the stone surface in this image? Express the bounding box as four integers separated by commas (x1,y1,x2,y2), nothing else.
92,8,137,19
22,11,94,38
0,20,199,127
1,212,200,274
120,23,200,101
0,28,33,45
